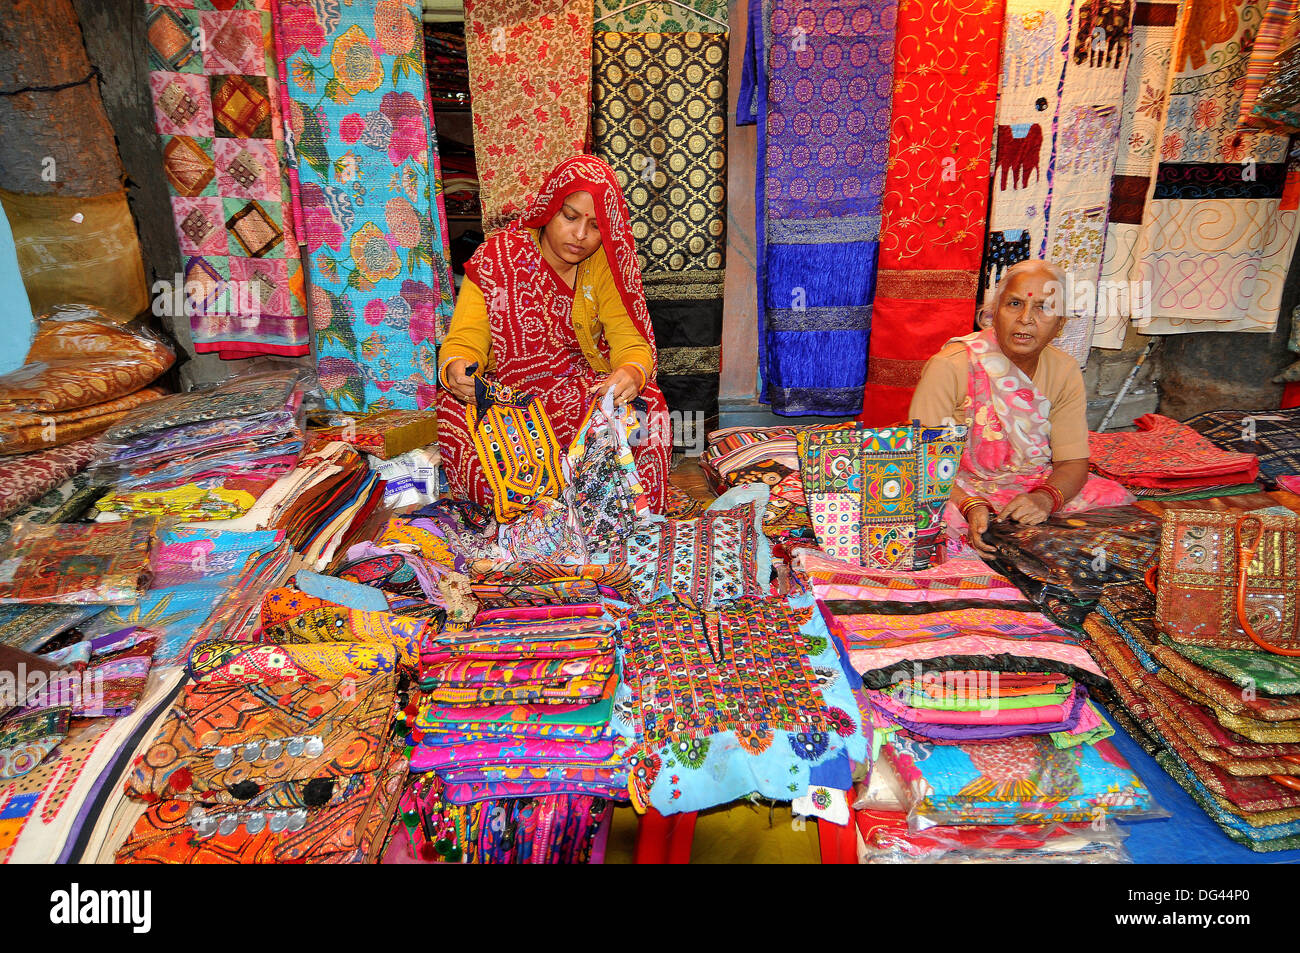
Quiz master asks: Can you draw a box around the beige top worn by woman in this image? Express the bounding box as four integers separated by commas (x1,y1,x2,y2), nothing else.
908,339,1091,462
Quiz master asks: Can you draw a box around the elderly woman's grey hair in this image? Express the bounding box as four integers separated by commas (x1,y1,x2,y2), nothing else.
977,259,1070,329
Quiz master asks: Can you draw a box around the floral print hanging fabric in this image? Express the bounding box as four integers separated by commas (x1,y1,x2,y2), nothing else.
274,0,456,410
143,0,309,358
612,592,868,814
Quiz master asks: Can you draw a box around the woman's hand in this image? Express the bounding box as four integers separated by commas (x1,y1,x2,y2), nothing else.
443,359,476,403
999,491,1053,526
964,504,998,556
588,366,640,405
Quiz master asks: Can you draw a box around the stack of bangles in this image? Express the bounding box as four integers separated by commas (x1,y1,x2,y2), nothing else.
958,497,991,522
1030,482,1065,513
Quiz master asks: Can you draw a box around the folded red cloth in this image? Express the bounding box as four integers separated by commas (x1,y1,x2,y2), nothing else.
1088,414,1259,489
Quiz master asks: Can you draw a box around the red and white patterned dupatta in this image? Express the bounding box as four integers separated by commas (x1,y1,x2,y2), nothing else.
437,156,671,513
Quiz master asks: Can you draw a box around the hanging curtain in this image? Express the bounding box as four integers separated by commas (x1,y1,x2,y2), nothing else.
1092,0,1184,349
144,0,309,358
856,0,1006,426
983,1,1073,299
592,0,728,32
982,0,1136,367
738,0,897,417
463,0,594,232
274,0,456,411
1132,0,1298,335
1044,0,1137,362
592,31,728,440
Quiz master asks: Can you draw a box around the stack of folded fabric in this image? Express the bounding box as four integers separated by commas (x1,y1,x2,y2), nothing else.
0,639,188,864
1083,582,1300,852
794,551,1160,860
440,155,481,219
0,309,174,460
113,606,419,863
412,604,625,796
402,602,624,862
199,441,385,570
309,408,438,460
870,730,1158,860
1181,407,1300,488
982,505,1163,629
1089,414,1261,500
91,370,308,522
0,310,176,523
799,552,1111,693
19,626,157,718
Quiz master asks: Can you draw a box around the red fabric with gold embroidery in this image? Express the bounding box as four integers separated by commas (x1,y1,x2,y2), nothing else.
858,1,1005,426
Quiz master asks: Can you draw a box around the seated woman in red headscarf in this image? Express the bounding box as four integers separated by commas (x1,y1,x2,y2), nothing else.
435,156,672,512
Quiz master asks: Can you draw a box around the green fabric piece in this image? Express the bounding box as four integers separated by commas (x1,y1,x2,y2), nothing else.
1159,633,1300,696
1130,483,1263,501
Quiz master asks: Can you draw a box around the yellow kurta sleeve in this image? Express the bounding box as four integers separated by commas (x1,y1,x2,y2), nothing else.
438,278,492,387
587,247,654,385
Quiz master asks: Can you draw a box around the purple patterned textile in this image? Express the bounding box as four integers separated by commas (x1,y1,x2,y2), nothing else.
739,0,896,416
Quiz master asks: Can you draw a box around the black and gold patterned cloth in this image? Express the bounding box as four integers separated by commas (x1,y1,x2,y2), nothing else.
593,32,727,442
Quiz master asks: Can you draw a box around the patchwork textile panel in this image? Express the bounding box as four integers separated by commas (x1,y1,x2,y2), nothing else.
984,1,1073,289
593,500,770,608
116,753,406,864
738,0,897,415
463,0,594,230
467,377,566,524
797,425,966,570
612,592,868,814
276,0,456,410
592,31,727,432
857,0,1005,425
1093,0,1184,348
1043,0,1137,362
1134,0,1298,335
144,0,309,358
